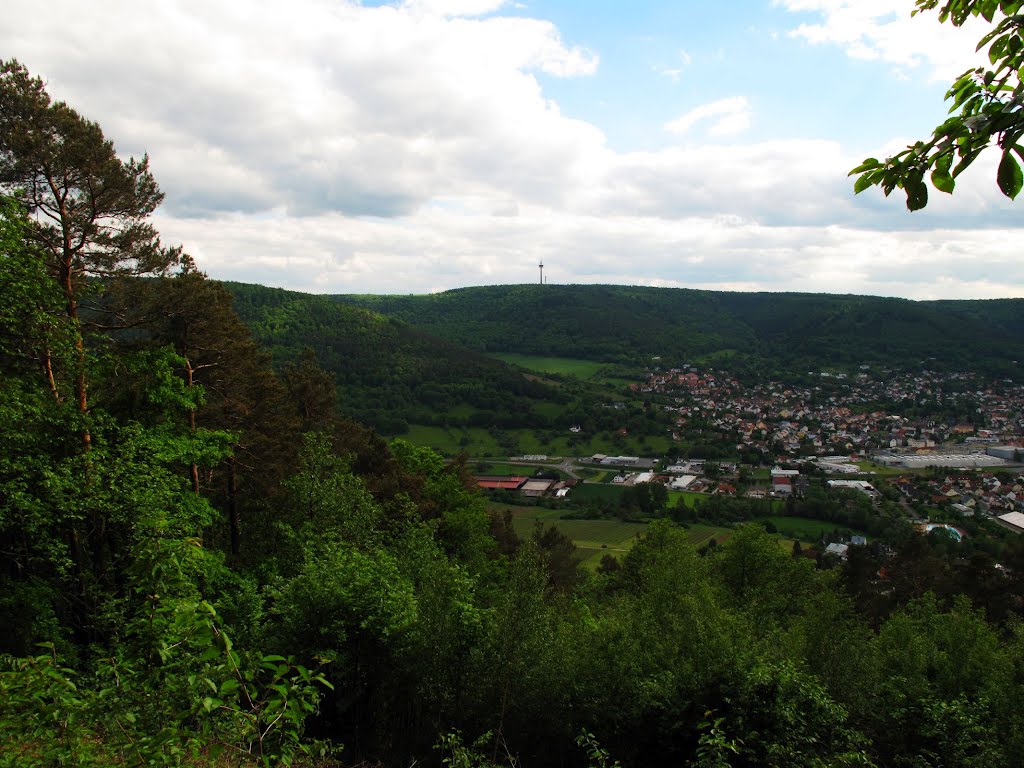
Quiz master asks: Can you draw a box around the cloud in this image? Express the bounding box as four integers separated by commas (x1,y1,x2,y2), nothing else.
5,0,599,219
657,49,692,81
401,0,508,17
775,0,993,81
3,0,1023,301
665,97,753,138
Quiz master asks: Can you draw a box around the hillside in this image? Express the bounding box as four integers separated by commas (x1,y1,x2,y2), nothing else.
225,282,579,435
338,285,1024,377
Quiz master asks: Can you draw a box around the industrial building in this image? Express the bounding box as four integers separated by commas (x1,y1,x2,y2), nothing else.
873,452,1010,469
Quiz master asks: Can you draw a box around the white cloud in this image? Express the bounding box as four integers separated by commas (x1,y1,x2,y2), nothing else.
775,0,994,81
401,0,508,17
665,97,753,138
6,0,600,219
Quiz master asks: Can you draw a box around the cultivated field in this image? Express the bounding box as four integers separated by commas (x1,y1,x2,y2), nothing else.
490,354,607,380
762,515,869,543
495,504,732,568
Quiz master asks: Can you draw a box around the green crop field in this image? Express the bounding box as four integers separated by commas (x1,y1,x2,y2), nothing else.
668,490,705,509
683,523,733,548
473,462,536,477
402,425,517,457
490,502,735,568
504,507,648,567
763,515,869,543
491,354,606,380
571,483,628,503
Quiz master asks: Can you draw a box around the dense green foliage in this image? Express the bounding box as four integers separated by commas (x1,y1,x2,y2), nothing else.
336,284,1024,378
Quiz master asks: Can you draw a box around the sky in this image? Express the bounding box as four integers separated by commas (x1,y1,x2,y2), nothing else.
3,0,1022,299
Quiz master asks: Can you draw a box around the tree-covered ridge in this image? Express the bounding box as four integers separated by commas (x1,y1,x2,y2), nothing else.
338,285,1024,377
225,282,571,434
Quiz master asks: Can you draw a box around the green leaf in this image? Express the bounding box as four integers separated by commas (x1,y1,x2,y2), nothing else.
997,149,1023,198
931,168,956,193
853,174,875,194
848,158,880,175
906,180,929,211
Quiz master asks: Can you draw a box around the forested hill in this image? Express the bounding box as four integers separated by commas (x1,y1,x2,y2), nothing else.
225,282,569,433
338,284,1024,377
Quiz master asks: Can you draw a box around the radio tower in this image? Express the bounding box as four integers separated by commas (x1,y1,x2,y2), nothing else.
539,258,544,285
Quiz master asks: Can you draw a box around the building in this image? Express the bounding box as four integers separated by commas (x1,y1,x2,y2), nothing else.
825,543,849,560
987,445,1022,462
771,468,798,495
520,479,554,498
828,480,878,497
476,476,527,491
998,511,1024,533
670,474,697,490
874,452,1009,469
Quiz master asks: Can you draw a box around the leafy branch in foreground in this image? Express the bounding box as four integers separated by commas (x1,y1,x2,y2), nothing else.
850,0,1024,209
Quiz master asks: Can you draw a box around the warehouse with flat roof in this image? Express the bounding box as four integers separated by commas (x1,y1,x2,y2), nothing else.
873,452,1009,469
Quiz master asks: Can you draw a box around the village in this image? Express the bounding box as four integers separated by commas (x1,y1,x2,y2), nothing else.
476,364,1024,539
640,365,1024,459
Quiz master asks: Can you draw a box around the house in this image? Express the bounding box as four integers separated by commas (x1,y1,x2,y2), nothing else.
825,542,849,560
670,474,697,490
520,479,554,498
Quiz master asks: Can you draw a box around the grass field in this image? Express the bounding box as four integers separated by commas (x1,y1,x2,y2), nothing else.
473,463,537,477
855,461,912,476
490,354,607,380
399,420,669,459
402,425,502,456
668,490,705,509
571,483,629,503
762,515,869,543
684,523,732,548
491,502,733,568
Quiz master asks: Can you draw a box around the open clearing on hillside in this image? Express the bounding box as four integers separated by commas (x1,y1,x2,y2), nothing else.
490,354,606,380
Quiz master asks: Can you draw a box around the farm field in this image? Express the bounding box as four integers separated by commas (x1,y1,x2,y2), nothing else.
493,503,732,568
763,515,870,544
490,354,607,380
668,490,705,509
683,523,732,548
473,462,539,477
402,425,504,456
570,483,629,503
401,421,665,458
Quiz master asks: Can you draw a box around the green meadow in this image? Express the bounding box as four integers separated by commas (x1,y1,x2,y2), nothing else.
493,504,733,568
490,354,607,380
763,515,869,544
